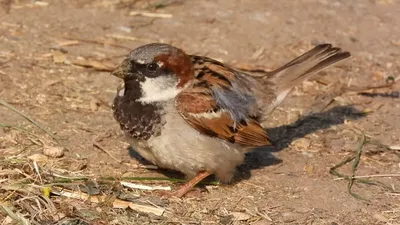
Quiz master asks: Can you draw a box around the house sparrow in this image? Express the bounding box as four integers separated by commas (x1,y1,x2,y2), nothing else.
111,43,350,197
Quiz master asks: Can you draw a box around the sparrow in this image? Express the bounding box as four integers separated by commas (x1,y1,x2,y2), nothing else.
111,43,350,197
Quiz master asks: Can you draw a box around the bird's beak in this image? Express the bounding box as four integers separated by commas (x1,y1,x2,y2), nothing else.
111,59,130,79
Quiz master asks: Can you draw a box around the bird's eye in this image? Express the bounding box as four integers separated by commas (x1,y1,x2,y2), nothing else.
146,63,159,72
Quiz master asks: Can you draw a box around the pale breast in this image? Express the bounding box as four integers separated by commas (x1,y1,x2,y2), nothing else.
125,101,246,182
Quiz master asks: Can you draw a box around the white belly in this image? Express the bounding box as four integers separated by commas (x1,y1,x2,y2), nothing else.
125,101,245,182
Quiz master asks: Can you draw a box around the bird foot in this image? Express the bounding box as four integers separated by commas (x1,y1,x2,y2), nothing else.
154,171,211,198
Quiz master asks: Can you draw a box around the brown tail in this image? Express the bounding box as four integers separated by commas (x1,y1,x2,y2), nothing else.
267,44,351,104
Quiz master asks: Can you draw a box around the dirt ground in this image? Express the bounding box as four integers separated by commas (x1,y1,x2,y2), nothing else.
0,0,399,224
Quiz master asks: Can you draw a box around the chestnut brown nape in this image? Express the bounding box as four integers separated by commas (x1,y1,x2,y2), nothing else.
154,50,194,88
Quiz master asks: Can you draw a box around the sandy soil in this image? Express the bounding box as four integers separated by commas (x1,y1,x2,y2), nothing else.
0,0,399,224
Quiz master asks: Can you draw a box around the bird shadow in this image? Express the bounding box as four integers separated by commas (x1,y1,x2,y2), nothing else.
234,105,367,183
127,105,367,185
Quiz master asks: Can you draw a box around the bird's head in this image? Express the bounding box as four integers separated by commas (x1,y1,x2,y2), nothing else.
111,43,194,103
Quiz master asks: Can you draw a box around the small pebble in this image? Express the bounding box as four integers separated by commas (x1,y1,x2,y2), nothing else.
43,146,64,158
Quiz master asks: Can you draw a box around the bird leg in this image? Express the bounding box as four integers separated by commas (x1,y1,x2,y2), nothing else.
174,171,211,198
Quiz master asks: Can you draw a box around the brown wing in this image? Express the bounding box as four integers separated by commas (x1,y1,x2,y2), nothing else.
175,57,271,147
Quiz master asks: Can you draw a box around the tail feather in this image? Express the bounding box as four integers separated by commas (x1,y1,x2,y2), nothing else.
268,44,351,95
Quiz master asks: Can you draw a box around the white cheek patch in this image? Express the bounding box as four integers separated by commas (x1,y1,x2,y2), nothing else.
138,76,181,103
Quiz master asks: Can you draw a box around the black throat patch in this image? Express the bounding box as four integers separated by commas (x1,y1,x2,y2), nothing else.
112,79,163,140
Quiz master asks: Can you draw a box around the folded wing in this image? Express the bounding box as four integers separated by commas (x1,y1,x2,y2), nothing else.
175,57,271,147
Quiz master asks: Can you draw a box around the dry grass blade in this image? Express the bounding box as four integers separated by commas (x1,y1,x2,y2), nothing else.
71,58,116,72
51,188,165,216
49,175,220,189
61,36,132,50
105,34,156,43
0,123,45,141
120,181,171,191
0,100,61,144
51,175,216,184
108,176,220,185
334,174,400,180
389,145,400,150
348,134,367,200
347,75,399,93
93,142,122,163
330,133,399,200
129,11,173,18
0,204,31,225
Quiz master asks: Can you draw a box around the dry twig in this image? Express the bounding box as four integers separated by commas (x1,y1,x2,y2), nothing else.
129,11,173,18
120,181,171,191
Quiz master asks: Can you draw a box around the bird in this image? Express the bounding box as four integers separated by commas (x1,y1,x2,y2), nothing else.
110,43,351,197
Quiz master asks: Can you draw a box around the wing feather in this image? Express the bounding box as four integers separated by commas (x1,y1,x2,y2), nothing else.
175,59,271,147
